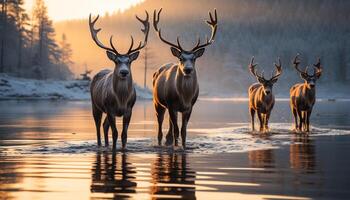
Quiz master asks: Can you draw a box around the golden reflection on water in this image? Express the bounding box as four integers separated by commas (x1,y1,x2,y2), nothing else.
290,136,316,172
90,152,137,199
248,149,275,169
150,153,196,200
0,151,323,200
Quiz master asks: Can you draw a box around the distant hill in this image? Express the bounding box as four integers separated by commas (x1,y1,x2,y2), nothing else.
54,0,350,96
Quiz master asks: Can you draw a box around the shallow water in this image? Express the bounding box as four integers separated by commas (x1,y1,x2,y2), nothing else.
1,99,350,199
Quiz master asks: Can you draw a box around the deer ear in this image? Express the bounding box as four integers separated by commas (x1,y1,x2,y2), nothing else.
257,77,265,83
129,51,140,61
271,78,278,84
106,51,117,61
194,48,205,58
170,47,181,58
300,73,308,80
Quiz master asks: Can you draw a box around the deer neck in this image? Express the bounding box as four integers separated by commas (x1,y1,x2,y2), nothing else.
302,83,316,101
176,66,198,105
112,74,133,105
260,89,273,105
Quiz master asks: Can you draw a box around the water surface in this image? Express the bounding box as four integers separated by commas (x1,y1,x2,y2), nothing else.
1,99,350,199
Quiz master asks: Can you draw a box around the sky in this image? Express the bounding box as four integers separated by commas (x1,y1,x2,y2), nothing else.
24,0,144,21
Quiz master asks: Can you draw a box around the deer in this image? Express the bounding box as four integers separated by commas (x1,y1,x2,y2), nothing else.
88,11,150,149
248,57,282,132
152,8,218,148
290,54,322,133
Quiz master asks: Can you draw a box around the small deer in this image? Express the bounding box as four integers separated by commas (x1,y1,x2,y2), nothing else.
290,54,322,133
89,12,150,149
248,57,282,132
152,8,218,147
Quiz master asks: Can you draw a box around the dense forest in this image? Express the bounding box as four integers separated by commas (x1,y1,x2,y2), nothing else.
55,0,350,95
1,0,349,95
0,0,73,80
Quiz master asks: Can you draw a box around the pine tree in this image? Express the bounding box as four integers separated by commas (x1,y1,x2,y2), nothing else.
11,0,29,75
0,0,8,72
31,0,72,79
59,33,73,67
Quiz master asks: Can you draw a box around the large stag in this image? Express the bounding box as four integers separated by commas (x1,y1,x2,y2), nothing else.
89,12,150,149
152,8,218,147
248,57,282,132
290,54,322,133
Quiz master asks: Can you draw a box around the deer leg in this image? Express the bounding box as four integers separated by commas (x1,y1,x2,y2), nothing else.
249,108,255,131
121,110,132,149
181,109,192,148
92,107,102,146
168,109,179,146
265,111,271,132
302,111,307,132
155,104,165,146
165,118,173,146
107,114,118,149
257,111,264,132
103,117,109,146
306,109,312,133
292,107,298,131
297,110,303,132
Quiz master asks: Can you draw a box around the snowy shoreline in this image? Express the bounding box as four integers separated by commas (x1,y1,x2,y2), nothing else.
0,74,152,100
1,74,348,101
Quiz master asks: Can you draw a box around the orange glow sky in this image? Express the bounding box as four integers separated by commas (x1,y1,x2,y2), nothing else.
24,0,144,21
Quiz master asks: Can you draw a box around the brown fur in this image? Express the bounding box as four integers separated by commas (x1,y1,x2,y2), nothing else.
290,83,316,132
90,69,136,149
88,12,149,149
290,54,322,133
248,57,281,132
153,63,199,147
249,83,275,132
152,8,217,148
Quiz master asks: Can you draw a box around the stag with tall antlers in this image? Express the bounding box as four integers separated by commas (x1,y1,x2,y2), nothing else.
248,57,282,132
152,8,218,147
290,54,322,133
88,11,150,149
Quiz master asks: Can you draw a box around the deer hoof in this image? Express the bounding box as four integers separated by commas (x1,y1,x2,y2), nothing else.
165,138,173,146
165,134,173,146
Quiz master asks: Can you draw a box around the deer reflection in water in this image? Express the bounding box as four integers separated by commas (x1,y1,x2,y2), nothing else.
249,149,275,169
150,153,196,200
290,136,316,172
90,151,137,198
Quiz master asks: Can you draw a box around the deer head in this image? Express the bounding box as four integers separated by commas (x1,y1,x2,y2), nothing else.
153,8,218,77
293,54,322,88
249,57,282,95
89,11,150,79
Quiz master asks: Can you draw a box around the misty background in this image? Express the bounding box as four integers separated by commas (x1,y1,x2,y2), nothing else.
1,0,349,96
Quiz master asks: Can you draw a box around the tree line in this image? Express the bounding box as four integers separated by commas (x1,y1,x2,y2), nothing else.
0,0,73,80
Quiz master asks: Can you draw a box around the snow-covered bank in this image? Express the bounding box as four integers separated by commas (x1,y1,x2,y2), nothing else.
0,74,152,100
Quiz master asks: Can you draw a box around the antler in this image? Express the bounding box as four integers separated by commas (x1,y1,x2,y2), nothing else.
127,11,150,54
192,9,218,51
153,8,183,51
271,58,282,80
292,53,308,75
89,14,120,55
89,12,149,56
249,57,265,80
313,57,322,77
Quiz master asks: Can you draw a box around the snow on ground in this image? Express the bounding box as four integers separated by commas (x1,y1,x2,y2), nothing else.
0,73,152,100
